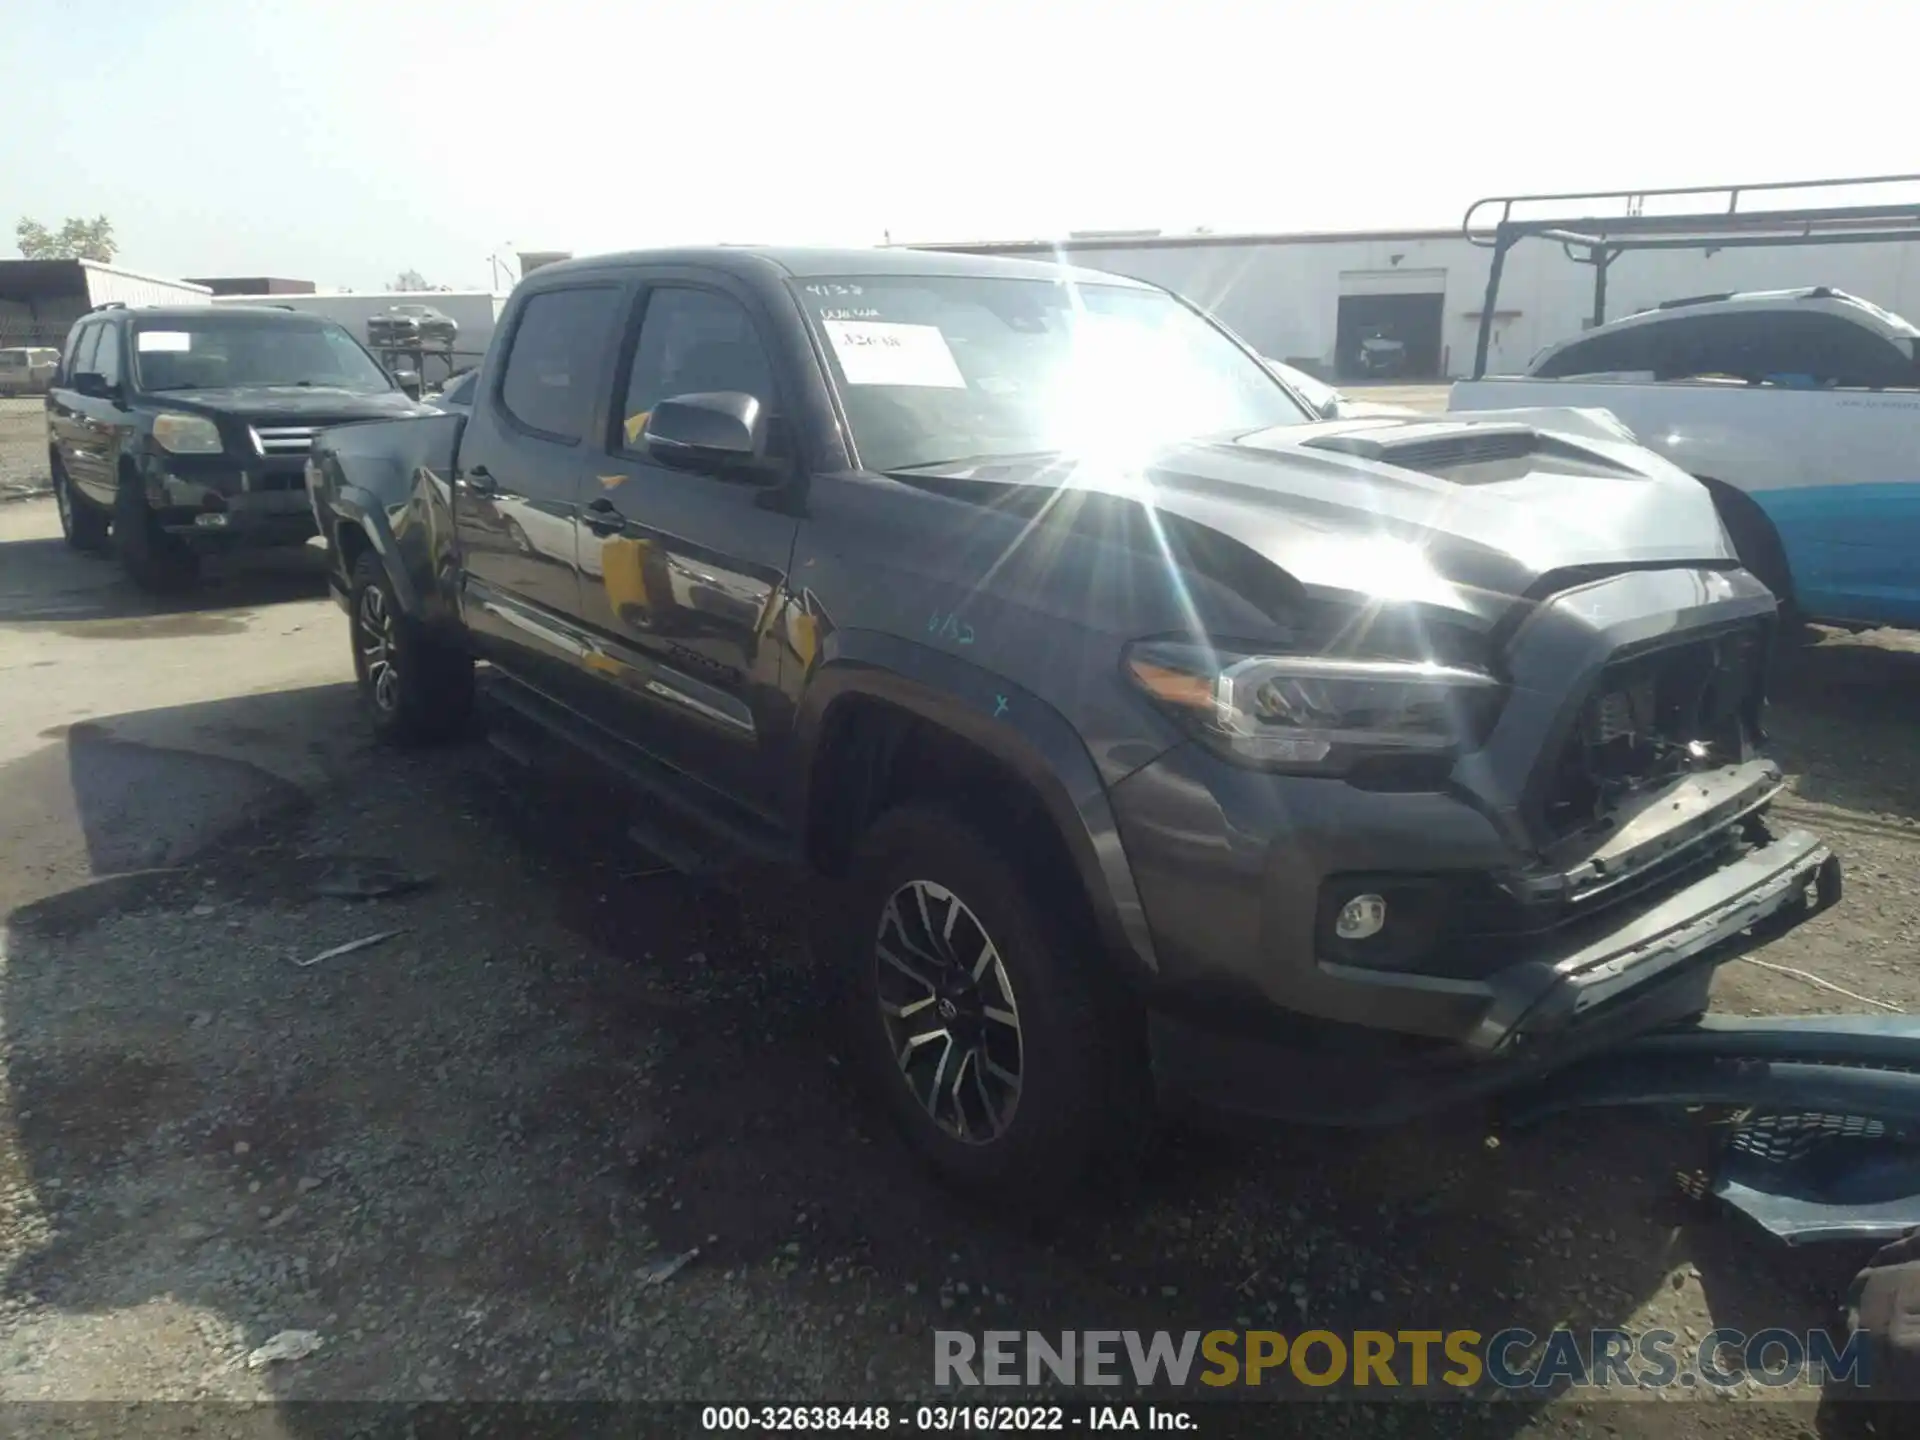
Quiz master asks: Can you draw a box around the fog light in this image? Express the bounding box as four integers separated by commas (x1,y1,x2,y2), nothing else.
194,512,229,528
1335,893,1389,941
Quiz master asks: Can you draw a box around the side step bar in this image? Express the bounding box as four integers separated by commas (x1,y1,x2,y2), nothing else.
480,675,800,880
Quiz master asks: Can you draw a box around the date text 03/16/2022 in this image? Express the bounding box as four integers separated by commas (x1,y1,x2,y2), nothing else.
701,1405,1194,1431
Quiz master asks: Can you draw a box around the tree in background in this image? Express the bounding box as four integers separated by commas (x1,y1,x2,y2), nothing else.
390,269,429,291
15,215,117,262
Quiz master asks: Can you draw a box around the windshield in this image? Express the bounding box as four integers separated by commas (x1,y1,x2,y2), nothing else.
131,316,393,393
792,274,1311,473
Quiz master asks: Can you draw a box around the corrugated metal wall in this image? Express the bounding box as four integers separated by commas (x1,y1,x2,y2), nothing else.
82,263,214,309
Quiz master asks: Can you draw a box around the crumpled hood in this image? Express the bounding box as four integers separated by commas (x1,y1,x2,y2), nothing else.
907,408,1736,625
148,387,430,423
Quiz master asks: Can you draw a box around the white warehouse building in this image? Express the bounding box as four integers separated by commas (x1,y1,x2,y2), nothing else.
915,227,1920,380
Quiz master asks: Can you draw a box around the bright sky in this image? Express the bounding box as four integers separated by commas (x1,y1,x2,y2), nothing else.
8,0,1913,292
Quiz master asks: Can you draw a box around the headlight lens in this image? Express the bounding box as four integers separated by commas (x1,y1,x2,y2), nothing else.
152,412,225,455
1125,639,1502,773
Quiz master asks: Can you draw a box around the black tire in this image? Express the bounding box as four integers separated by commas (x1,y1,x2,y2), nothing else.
349,549,474,744
52,457,110,552
836,805,1146,1208
114,471,200,592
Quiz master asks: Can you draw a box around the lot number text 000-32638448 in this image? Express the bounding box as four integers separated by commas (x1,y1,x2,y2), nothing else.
701,1405,1194,1431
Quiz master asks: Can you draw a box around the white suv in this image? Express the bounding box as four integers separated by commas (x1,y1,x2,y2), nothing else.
1526,287,1920,388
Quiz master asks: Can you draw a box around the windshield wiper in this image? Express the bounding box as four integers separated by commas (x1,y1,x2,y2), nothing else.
885,449,1065,475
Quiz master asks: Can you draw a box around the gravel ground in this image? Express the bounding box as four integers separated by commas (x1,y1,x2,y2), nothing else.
0,398,51,502
2,445,1918,1436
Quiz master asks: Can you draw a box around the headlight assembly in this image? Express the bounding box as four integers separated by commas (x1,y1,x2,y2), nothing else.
1125,638,1503,774
152,412,225,455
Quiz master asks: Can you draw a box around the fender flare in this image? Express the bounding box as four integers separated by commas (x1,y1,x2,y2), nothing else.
329,483,426,618
794,628,1159,981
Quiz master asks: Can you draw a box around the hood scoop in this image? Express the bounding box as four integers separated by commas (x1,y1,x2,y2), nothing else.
1300,422,1637,486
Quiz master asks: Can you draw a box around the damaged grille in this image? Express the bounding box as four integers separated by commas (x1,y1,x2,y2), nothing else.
1540,625,1767,839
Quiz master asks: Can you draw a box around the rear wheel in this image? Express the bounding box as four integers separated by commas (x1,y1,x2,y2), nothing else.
349,549,474,744
114,471,199,591
836,805,1146,1208
53,458,109,552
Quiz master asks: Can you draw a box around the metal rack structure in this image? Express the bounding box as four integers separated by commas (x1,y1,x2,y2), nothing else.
1461,173,1920,378
372,341,484,391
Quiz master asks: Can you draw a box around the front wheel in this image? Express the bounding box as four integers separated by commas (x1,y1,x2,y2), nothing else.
349,549,474,744
836,806,1146,1207
114,474,199,591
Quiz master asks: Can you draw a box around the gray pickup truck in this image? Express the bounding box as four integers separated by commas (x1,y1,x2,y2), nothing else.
307,245,1840,1203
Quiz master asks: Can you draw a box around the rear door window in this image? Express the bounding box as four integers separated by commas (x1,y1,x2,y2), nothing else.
91,323,122,387
1752,313,1915,388
66,323,99,380
498,286,622,442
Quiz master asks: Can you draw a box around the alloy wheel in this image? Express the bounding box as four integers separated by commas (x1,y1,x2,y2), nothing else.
874,880,1023,1145
357,583,400,712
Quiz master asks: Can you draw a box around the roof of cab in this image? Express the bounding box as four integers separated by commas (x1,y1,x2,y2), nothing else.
522,245,1152,289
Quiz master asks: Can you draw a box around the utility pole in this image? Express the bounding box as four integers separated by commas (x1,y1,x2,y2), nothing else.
488,241,516,292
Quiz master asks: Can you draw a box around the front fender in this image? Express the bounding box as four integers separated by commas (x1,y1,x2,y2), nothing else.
312,411,463,633
328,481,426,616
794,628,1159,981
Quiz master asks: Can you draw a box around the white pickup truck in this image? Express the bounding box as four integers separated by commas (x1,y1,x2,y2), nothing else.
1451,287,1920,631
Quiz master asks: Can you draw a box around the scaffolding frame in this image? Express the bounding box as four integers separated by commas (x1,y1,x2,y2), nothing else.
1461,174,1920,378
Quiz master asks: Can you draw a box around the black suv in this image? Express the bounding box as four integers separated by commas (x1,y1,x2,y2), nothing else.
309,247,1838,1203
46,304,429,590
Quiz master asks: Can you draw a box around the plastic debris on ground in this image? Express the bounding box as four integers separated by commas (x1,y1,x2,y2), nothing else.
246,1330,325,1369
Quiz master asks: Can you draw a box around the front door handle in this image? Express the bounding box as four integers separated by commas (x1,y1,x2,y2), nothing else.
464,465,498,496
582,497,625,537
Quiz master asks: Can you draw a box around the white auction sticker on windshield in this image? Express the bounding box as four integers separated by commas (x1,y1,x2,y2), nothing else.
136,331,192,352
822,321,965,388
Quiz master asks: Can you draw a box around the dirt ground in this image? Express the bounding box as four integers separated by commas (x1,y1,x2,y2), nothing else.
3,397,1919,1435
0,397,52,502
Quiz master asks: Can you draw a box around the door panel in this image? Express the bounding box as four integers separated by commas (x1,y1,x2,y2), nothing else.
574,281,800,811
80,322,134,502
452,283,625,697
48,323,109,502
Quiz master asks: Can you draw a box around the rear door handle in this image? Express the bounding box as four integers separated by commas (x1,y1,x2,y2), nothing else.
582,497,625,537
464,465,498,496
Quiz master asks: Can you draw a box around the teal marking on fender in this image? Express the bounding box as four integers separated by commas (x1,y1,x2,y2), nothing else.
927,611,975,644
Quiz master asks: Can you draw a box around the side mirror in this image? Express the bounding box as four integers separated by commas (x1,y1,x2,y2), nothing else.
72,371,118,401
643,391,765,474
390,367,422,399
1319,396,1343,420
